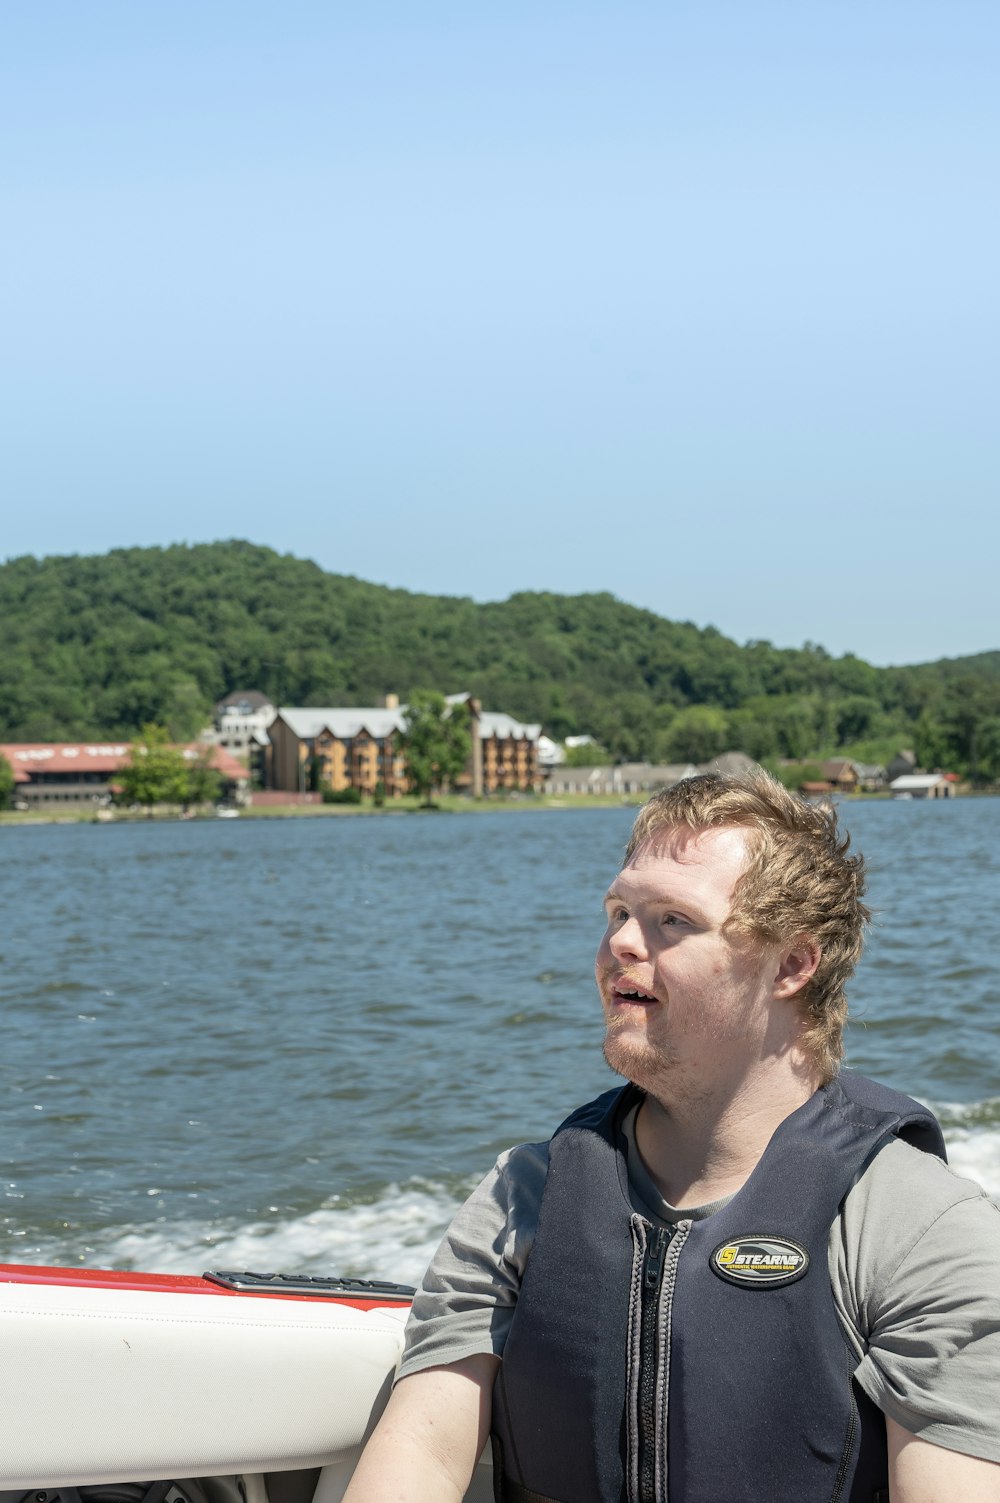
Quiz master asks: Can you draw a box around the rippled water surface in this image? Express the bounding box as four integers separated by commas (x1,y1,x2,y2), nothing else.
1,800,997,1280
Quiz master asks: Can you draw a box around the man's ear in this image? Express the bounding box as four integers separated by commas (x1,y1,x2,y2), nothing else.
773,938,821,1000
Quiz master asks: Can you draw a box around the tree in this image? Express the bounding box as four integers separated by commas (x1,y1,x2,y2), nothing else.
834,695,884,745
400,691,473,805
182,749,223,808
116,724,190,812
913,710,953,773
975,718,1000,784
724,708,779,761
661,705,728,763
937,677,1000,782
768,697,820,760
563,740,606,767
0,752,14,810
165,675,213,741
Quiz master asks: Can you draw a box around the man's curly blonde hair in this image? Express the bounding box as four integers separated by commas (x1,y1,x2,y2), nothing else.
626,770,869,1080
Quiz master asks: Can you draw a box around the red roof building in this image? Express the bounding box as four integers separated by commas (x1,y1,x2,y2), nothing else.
0,741,247,808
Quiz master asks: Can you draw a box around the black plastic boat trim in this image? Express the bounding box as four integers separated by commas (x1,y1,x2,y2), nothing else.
203,1269,416,1300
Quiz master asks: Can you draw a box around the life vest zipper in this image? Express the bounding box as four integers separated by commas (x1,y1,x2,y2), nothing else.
637,1225,670,1502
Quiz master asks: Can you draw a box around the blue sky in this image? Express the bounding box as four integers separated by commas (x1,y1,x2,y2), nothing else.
3,2,997,666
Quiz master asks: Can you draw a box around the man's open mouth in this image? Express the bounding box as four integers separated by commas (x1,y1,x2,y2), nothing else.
612,981,658,1004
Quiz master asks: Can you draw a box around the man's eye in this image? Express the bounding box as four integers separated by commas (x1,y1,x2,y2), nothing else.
662,914,681,927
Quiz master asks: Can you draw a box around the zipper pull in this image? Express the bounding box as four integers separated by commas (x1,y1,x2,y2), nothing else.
644,1225,670,1290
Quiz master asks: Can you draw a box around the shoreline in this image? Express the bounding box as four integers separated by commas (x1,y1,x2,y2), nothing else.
0,793,642,827
2,788,994,829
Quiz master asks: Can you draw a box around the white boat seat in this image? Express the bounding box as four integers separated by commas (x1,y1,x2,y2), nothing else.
0,1278,407,1489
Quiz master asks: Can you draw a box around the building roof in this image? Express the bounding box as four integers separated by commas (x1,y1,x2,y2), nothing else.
277,707,407,740
889,774,947,790
0,741,248,783
822,759,858,780
179,743,248,781
216,689,274,714
700,751,758,776
445,693,540,740
0,742,132,781
277,701,541,742
853,763,886,779
479,710,542,740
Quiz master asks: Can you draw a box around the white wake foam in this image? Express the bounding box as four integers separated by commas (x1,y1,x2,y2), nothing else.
81,1179,468,1286
940,1129,1000,1198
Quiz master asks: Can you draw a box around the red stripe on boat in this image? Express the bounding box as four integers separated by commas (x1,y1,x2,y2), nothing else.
0,1262,407,1309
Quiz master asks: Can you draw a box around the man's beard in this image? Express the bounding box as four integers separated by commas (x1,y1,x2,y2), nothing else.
602,1016,678,1093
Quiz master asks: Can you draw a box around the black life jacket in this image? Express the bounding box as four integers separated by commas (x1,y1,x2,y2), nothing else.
491,1070,945,1503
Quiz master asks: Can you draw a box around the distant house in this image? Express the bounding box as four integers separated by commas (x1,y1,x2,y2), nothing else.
0,741,247,808
815,759,886,794
536,735,564,767
887,750,918,783
203,690,277,756
822,759,860,793
1,741,132,808
889,774,955,800
853,762,887,792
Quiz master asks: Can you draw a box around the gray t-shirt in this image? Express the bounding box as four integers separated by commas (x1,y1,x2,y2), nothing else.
400,1106,1000,1463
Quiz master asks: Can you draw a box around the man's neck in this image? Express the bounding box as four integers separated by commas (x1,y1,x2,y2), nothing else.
634,1063,824,1209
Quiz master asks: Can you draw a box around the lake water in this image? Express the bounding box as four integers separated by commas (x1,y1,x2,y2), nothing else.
1,800,997,1285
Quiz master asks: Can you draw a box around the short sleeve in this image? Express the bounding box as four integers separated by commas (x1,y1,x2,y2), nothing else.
834,1139,1000,1463
397,1139,548,1380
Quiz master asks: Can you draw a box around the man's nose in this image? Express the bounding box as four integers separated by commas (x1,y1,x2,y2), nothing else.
609,915,647,961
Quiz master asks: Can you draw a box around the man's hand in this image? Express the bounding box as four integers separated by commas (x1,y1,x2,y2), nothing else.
888,1418,1000,1502
342,1353,499,1503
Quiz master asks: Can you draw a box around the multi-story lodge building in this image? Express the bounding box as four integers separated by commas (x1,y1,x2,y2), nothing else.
472,708,543,794
265,694,541,798
268,704,410,799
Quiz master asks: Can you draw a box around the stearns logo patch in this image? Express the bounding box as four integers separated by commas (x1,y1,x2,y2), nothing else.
710,1235,809,1288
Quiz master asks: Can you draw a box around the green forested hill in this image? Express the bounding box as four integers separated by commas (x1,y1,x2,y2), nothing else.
0,541,997,776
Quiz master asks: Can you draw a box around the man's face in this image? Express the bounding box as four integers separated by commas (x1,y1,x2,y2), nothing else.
595,824,795,1099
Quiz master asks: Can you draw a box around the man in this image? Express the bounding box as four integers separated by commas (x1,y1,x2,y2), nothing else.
344,773,1000,1502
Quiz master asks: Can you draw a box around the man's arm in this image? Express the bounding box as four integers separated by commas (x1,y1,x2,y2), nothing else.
888,1419,1000,1503
342,1353,499,1503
